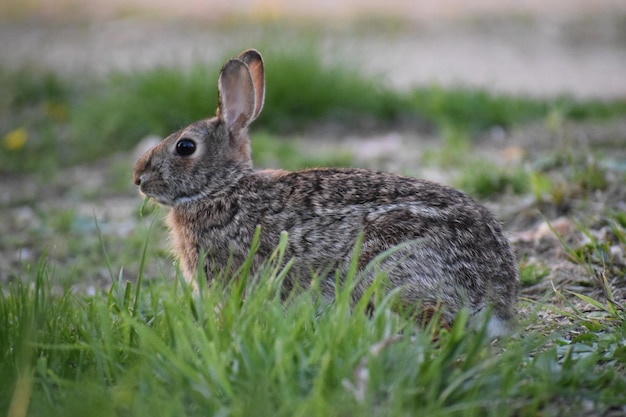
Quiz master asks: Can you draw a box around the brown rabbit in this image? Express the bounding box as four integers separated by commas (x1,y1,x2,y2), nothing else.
133,49,519,337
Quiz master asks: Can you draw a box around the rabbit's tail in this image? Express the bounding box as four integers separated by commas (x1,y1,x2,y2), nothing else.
485,314,515,338
469,306,516,338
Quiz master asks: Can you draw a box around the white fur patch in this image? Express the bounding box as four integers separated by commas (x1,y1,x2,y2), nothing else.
469,309,513,339
174,191,209,205
485,316,512,339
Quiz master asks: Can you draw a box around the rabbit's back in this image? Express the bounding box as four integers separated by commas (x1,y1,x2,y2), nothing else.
168,167,519,329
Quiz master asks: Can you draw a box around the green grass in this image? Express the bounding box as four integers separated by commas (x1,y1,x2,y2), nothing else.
455,160,529,199
2,236,625,417
2,45,626,176
407,87,626,133
527,148,619,208
518,262,550,287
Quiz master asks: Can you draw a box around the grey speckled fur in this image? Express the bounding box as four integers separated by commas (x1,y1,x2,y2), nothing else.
133,49,519,336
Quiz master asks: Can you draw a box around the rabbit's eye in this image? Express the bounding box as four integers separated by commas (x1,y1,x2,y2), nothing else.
176,138,196,156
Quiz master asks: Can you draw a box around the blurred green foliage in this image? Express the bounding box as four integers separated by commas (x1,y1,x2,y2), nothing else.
455,160,529,199
1,45,625,176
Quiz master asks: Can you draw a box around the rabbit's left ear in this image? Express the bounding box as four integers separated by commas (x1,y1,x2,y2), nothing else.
237,49,265,121
217,58,257,133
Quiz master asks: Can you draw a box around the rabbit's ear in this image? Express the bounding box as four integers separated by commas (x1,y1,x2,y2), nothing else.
217,58,256,133
237,49,265,121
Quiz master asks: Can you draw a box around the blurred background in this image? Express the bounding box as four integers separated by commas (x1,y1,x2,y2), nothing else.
1,0,625,288
2,0,626,97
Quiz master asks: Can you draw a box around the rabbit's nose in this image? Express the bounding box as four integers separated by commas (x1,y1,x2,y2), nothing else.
133,154,152,185
133,171,149,186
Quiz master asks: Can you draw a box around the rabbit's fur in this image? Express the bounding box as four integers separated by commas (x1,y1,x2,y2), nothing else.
133,49,519,337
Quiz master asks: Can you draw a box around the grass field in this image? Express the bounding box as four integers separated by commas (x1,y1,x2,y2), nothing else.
2,240,625,417
1,44,626,416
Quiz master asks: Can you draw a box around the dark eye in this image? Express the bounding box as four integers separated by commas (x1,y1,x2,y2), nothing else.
175,138,196,156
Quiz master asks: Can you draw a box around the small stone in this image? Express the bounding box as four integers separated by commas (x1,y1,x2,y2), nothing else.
535,217,573,241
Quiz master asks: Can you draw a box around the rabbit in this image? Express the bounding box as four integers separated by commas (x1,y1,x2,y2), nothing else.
133,49,519,337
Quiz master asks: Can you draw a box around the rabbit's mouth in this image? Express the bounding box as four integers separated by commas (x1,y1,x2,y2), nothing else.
135,181,174,206
141,188,208,207
139,189,174,207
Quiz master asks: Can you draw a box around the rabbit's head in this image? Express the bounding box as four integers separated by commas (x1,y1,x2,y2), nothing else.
133,49,265,206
